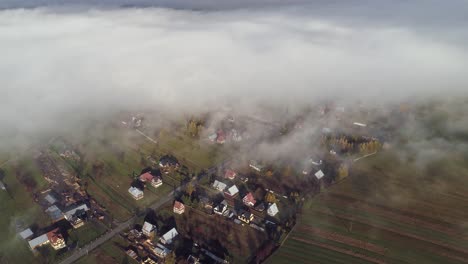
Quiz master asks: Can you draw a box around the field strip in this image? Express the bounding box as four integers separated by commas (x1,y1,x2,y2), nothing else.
315,209,468,259
297,225,387,255
321,195,460,236
291,236,386,264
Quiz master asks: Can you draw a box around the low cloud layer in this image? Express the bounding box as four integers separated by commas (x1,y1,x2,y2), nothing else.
0,3,467,148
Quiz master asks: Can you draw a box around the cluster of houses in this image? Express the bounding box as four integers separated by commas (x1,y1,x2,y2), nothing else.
18,188,97,252
128,155,180,200
21,227,66,251
124,219,180,263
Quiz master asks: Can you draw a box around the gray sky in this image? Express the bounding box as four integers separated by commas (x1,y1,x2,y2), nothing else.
0,1,467,148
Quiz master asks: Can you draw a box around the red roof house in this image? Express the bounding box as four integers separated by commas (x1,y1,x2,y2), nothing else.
139,172,154,182
242,192,256,207
216,130,226,144
224,169,237,180
173,201,185,214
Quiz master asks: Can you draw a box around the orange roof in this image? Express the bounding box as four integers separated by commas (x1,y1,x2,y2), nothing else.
46,228,63,243
139,172,154,182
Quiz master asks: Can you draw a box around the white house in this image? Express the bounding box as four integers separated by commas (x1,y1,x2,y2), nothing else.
267,203,279,217
212,180,227,192
142,221,157,237
160,228,179,244
314,170,325,180
224,185,239,197
128,186,144,200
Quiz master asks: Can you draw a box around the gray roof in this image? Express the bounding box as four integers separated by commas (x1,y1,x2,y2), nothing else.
19,228,34,239
44,194,57,204
64,204,89,220
161,228,178,244
28,234,48,249
0,181,5,190
142,221,156,233
45,205,64,221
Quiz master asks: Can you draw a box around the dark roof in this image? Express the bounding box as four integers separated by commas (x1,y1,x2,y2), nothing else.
159,155,179,166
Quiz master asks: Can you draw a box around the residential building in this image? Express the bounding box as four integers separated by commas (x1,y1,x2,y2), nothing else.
238,210,254,224
64,203,89,229
314,170,325,180
224,169,237,180
139,172,154,182
142,221,157,238
212,180,227,192
151,177,163,188
44,193,57,205
160,228,178,244
159,155,179,169
128,186,144,200
224,185,239,198
173,201,185,214
267,203,279,217
216,130,226,144
214,200,227,215
47,228,66,250
242,192,256,207
142,256,159,264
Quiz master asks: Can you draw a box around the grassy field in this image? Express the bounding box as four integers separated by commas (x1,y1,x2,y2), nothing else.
74,236,131,264
269,151,468,264
0,163,51,264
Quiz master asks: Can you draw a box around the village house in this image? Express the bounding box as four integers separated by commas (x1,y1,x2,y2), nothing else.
242,192,256,207
267,203,279,217
44,193,57,205
64,203,89,229
214,200,228,215
160,228,178,244
224,169,237,180
200,196,214,214
142,221,157,238
173,201,185,214
128,186,144,200
159,155,180,172
314,170,325,180
139,172,154,182
224,185,239,198
28,228,65,251
151,177,163,188
47,228,66,250
142,256,159,264
212,180,227,192
125,248,138,260
237,210,254,224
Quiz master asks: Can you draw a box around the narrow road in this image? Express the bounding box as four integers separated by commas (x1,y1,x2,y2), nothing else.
59,189,176,264
60,159,224,264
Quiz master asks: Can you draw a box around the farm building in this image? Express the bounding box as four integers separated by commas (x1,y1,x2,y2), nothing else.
19,228,34,240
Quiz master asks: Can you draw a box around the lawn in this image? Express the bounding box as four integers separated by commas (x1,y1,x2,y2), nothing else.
68,222,108,248
74,236,131,264
269,151,468,264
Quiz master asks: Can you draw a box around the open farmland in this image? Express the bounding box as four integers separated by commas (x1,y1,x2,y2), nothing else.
269,151,468,264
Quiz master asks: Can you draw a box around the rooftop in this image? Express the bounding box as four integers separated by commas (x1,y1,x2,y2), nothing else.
28,234,48,249
19,228,34,239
